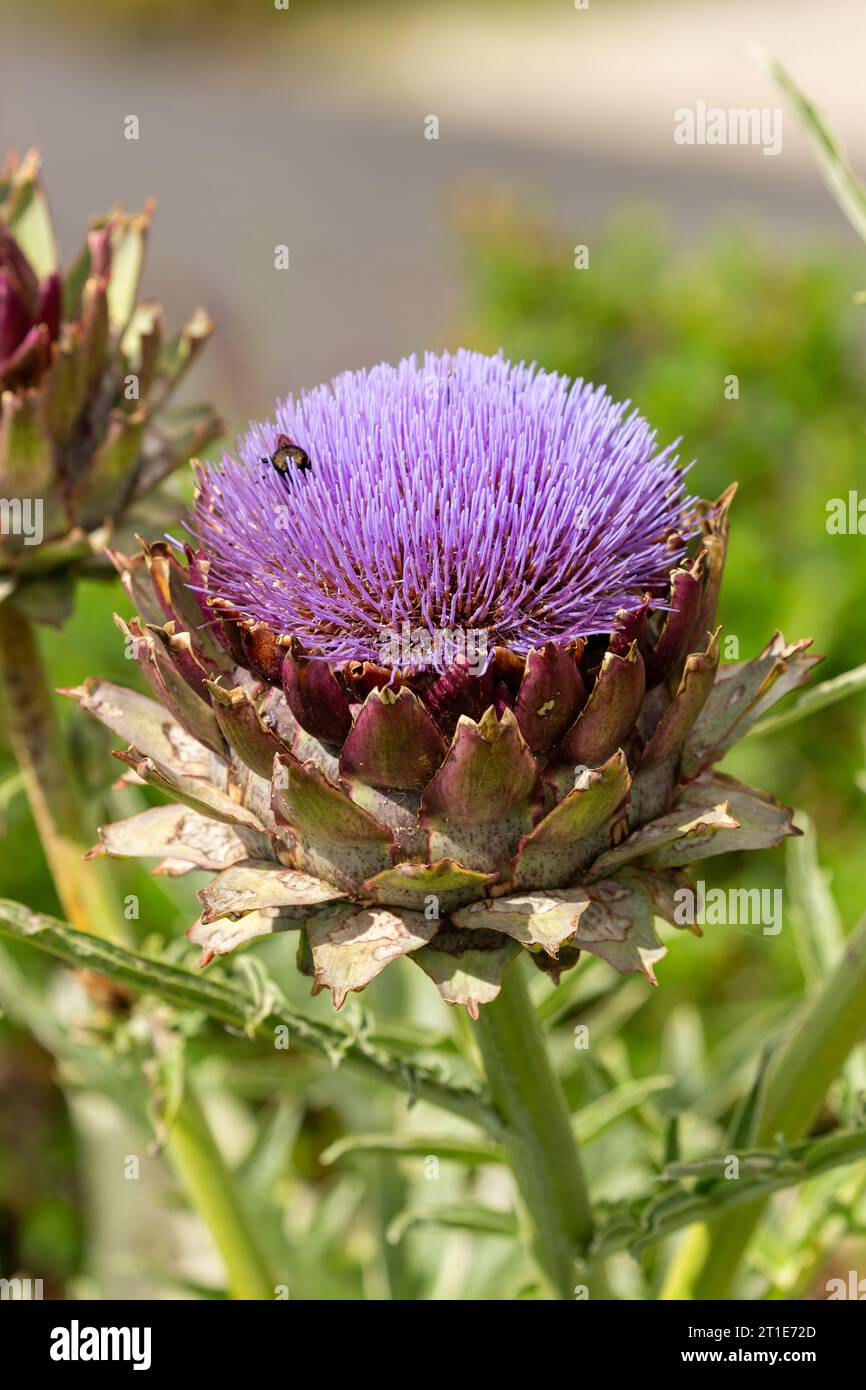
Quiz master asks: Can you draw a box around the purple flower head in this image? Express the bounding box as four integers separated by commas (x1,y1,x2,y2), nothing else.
191,350,695,666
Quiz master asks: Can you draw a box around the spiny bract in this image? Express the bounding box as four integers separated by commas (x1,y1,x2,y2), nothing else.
70,351,819,1016
0,148,221,625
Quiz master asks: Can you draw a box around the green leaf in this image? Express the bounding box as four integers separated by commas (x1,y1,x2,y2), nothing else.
147,1033,187,1146
321,1133,504,1168
412,928,520,1019
784,816,866,1095
727,1044,774,1149
746,662,866,740
0,768,25,829
0,943,150,1125
590,1125,866,1257
386,1203,519,1245
785,811,844,981
307,903,438,1010
663,1115,681,1166
661,1003,706,1092
753,46,866,246
197,860,345,924
134,1264,228,1301
573,1074,674,1144
237,1103,301,1195
156,307,215,395
0,899,502,1135
4,570,76,628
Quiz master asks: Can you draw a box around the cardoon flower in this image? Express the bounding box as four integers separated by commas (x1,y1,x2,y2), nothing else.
71,350,818,1016
0,149,220,623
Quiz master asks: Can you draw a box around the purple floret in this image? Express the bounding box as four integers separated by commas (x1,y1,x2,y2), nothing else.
191,349,695,664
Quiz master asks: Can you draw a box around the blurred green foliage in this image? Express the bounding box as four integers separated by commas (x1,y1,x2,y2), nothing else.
2,207,866,1301
462,203,866,916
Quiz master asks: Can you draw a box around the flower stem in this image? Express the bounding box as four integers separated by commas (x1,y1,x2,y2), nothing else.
0,605,121,940
662,912,866,1300
474,960,596,1299
0,603,274,1300
163,1081,275,1301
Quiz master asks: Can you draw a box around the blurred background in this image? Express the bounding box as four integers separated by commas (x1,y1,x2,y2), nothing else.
1,0,865,1300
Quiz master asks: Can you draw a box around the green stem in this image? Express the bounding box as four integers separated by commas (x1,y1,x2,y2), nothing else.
163,1082,275,1301
0,605,121,940
474,960,597,1299
0,604,274,1300
662,913,866,1299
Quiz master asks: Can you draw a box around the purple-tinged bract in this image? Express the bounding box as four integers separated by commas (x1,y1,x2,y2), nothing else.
192,350,694,663
72,349,818,1018
0,148,221,626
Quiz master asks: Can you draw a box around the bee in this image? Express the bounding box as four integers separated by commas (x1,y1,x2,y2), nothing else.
261,434,312,477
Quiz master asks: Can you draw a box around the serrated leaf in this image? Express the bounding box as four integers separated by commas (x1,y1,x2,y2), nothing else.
590,1125,866,1258
386,1203,519,1245
0,899,502,1133
321,1134,503,1168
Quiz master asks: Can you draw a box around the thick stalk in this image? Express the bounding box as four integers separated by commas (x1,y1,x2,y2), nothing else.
0,605,121,940
662,913,866,1299
0,604,274,1299
474,960,596,1299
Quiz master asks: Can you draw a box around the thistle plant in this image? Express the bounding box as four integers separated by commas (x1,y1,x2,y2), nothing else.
2,86,865,1298
54,348,826,1295
75,350,817,1013
0,148,220,624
